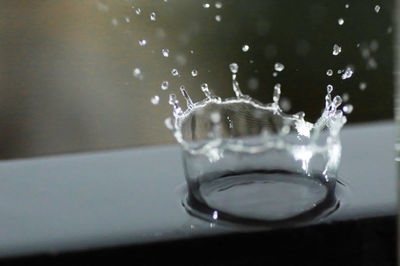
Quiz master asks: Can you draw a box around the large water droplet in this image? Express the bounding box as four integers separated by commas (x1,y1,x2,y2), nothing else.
338,18,344,25
242,45,250,52
333,44,342,55
374,5,380,13
274,62,285,72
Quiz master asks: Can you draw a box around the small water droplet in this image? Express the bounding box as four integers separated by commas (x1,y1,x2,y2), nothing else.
272,72,278,77
274,62,285,72
345,3,350,8
338,18,344,25
171,69,179,76
359,82,367,90
161,81,169,90
190,50,194,54
229,63,239,74
151,95,160,105
135,8,142,15
374,5,380,13
342,93,350,102
242,44,249,52
202,3,210,8
124,16,131,23
215,15,222,22
333,44,342,55
133,68,143,80
111,18,118,26
139,39,147,46
162,48,169,57
191,69,198,77
326,69,333,76
215,2,222,8
343,104,353,114
387,26,393,34
370,40,379,51
367,58,378,69
327,84,333,93
150,12,156,21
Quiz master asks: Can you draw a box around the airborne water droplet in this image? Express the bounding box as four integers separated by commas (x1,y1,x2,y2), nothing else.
135,8,142,15
274,62,285,72
215,2,223,8
343,104,353,114
151,95,160,105
139,39,147,46
345,3,350,8
359,82,367,90
242,45,249,52
161,81,169,90
333,44,342,55
202,3,210,8
374,5,380,13
215,15,222,22
229,63,239,74
338,18,344,25
133,68,143,80
162,48,169,57
341,68,354,79
150,12,156,21
191,69,198,77
171,68,179,76
326,69,333,76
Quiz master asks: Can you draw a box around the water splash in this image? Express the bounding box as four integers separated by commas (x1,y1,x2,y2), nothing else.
167,63,347,178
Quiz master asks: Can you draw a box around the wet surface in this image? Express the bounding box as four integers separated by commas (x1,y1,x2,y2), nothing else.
0,121,394,259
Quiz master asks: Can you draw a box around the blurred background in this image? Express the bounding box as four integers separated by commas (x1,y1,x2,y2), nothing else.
0,0,394,159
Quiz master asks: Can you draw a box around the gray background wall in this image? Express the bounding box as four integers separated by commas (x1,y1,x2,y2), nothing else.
0,0,394,159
